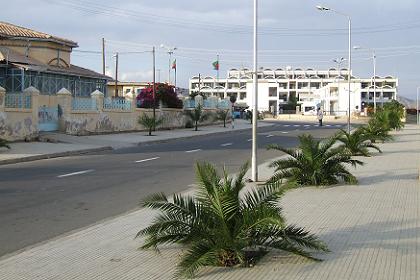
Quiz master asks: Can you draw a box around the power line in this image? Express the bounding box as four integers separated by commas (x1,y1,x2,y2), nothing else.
47,0,420,36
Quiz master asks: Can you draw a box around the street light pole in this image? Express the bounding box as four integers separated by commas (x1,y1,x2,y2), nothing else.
317,5,352,133
347,16,352,133
333,57,346,115
417,87,420,126
251,0,258,182
354,46,377,113
373,50,377,113
152,46,156,130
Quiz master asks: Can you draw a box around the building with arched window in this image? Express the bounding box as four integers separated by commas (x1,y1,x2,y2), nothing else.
189,67,398,116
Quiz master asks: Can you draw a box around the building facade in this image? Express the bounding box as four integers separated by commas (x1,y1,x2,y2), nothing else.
189,68,398,116
0,21,110,98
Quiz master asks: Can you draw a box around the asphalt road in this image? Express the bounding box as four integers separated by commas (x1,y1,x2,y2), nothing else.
0,121,344,257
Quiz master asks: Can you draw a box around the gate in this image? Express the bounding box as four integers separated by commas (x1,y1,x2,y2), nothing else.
38,105,59,132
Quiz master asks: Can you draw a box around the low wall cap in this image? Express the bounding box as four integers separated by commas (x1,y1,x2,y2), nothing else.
57,88,72,95
23,86,40,94
91,89,104,96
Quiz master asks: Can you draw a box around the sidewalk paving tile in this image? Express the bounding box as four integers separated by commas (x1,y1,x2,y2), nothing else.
0,125,419,279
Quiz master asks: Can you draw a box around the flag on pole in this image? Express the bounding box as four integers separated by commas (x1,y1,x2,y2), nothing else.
172,59,177,69
212,60,219,71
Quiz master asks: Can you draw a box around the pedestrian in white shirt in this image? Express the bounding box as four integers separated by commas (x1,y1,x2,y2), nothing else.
317,108,324,127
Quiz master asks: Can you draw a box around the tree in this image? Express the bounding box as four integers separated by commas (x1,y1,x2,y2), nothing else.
217,109,229,128
137,162,329,279
185,104,208,131
268,134,363,187
137,83,183,109
0,138,10,149
336,128,381,157
361,116,393,143
138,114,163,136
383,100,405,130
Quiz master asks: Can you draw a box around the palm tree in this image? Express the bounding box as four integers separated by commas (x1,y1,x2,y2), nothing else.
268,134,363,187
361,118,393,143
185,104,208,131
137,162,329,278
217,109,229,128
138,114,163,136
336,129,381,157
0,138,10,149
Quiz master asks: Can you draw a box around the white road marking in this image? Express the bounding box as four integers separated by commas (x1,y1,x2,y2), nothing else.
185,149,202,153
335,124,342,127
247,138,253,142
266,134,274,138
284,124,290,127
294,125,300,127
57,169,95,178
325,124,331,127
221,143,233,147
135,157,160,163
281,131,289,134
304,125,310,127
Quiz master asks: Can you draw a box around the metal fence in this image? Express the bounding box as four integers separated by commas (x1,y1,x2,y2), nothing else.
72,98,97,111
103,98,131,111
5,93,32,109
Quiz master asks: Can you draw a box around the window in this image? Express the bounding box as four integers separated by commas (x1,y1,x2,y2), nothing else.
269,87,277,97
240,92,246,99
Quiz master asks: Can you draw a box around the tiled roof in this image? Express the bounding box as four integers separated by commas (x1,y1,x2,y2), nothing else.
0,47,111,80
0,21,78,47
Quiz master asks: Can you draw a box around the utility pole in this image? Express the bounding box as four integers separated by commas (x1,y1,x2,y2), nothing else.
114,52,119,97
102,38,106,75
153,46,156,130
198,73,201,94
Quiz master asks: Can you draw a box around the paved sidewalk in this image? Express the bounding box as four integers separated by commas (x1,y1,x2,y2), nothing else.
1,125,419,279
0,119,270,165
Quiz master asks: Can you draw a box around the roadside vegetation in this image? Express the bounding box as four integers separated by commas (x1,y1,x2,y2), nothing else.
335,128,382,157
0,138,10,149
138,114,163,136
136,100,405,278
138,162,328,278
217,109,230,128
185,104,209,131
268,100,404,187
268,134,363,186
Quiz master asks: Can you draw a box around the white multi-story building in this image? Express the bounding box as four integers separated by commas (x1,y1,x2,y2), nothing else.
189,68,398,116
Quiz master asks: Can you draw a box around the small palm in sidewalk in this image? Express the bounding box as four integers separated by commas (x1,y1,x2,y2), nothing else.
361,119,393,143
268,134,363,187
336,129,381,157
185,104,209,131
137,162,328,279
138,114,163,136
0,138,10,149
217,109,229,128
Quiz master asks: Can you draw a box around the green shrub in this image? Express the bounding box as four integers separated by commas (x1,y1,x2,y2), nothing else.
268,134,363,187
137,162,328,278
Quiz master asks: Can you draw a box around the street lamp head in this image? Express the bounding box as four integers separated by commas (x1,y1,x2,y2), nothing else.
353,45,361,50
316,5,330,11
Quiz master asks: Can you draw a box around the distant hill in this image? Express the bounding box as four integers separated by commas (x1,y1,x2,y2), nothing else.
397,96,416,109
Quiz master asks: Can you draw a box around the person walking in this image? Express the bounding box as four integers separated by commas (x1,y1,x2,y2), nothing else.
317,108,324,127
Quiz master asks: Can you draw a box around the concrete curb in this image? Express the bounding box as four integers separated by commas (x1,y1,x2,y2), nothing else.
0,122,275,165
0,146,113,166
135,124,274,147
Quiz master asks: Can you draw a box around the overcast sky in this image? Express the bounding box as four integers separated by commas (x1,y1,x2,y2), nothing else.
3,0,420,98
